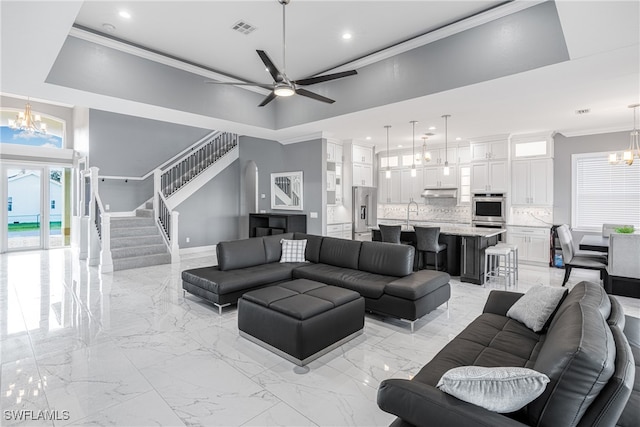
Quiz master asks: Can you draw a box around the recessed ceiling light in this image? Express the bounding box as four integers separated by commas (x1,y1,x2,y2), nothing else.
119,10,131,19
102,23,116,32
428,126,436,130
342,33,352,40
455,137,462,141
366,136,372,140
398,144,403,148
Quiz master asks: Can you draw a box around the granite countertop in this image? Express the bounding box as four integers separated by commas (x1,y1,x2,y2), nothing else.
375,223,506,238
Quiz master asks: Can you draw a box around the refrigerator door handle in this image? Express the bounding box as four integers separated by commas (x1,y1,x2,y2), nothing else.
360,205,366,220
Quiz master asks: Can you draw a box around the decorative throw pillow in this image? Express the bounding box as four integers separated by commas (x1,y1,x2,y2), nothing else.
280,239,307,263
436,366,550,413
506,285,567,332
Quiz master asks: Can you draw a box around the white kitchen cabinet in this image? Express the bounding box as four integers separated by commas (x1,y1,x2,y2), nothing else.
326,223,352,239
423,146,458,166
327,142,336,161
471,161,507,193
458,145,471,164
326,170,336,191
378,171,389,203
471,140,508,161
335,144,343,163
400,169,424,202
424,166,457,188
389,170,402,203
508,226,550,264
353,163,373,187
353,144,373,165
512,159,553,205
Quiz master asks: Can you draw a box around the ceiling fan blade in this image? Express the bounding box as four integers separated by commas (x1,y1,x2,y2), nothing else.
294,70,358,86
256,50,283,82
205,81,274,90
258,92,277,107
295,88,335,104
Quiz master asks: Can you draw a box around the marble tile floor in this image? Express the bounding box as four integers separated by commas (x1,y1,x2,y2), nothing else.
1,248,638,426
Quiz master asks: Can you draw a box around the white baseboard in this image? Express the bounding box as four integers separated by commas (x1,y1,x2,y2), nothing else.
180,244,217,256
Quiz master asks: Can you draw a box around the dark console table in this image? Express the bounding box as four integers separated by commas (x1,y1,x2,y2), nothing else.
249,213,307,237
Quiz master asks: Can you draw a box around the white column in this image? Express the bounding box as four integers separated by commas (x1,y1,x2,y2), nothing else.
170,210,180,264
99,213,113,273
88,167,101,266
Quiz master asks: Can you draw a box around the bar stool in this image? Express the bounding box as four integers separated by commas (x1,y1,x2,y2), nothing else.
484,245,516,289
379,224,402,244
414,226,447,271
495,242,519,281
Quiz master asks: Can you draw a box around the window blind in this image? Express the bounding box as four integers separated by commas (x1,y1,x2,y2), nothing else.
574,153,640,229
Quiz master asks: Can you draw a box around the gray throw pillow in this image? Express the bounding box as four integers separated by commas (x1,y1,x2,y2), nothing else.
507,285,567,332
436,366,550,413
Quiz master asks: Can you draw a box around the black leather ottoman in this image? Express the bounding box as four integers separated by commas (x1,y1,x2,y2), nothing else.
238,279,365,366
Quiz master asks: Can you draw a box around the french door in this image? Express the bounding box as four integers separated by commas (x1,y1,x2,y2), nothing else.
1,164,70,252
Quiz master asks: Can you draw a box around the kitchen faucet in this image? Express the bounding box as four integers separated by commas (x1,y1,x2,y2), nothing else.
407,199,419,227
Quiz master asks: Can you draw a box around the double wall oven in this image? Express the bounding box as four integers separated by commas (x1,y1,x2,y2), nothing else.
472,194,506,236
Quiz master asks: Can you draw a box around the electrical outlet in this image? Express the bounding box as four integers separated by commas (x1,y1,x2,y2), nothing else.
261,194,266,199
186,237,190,243
105,204,110,211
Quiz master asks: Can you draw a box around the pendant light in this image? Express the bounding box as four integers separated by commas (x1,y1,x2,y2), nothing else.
609,103,640,165
410,121,418,177
422,135,431,162
384,125,391,179
442,114,451,176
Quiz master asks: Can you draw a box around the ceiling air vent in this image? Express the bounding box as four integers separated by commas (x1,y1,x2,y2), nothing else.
575,108,590,115
232,20,257,35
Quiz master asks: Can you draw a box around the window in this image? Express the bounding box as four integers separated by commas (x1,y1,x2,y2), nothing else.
8,197,12,212
572,152,640,230
380,156,398,168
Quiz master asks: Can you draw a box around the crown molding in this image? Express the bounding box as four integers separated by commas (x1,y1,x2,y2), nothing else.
557,125,630,138
278,131,330,145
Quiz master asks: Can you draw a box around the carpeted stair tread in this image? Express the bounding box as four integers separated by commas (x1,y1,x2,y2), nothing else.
111,244,168,259
113,253,172,271
111,235,164,248
111,226,159,238
111,217,155,228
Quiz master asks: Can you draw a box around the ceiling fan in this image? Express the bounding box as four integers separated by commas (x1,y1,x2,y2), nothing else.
206,0,357,107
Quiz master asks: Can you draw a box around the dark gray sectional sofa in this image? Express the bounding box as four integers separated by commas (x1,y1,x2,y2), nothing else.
377,281,636,427
182,232,450,329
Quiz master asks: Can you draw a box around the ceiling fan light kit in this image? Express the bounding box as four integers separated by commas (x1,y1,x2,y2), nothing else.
206,0,357,107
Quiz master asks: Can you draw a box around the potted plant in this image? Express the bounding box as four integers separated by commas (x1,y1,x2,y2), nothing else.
614,225,635,234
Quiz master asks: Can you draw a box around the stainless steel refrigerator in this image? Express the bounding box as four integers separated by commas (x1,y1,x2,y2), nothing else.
352,186,377,241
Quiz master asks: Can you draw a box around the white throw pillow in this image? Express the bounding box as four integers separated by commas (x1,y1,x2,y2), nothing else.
436,366,550,413
280,239,307,263
507,285,567,332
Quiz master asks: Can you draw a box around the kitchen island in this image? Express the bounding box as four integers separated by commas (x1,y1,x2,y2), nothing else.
372,223,506,285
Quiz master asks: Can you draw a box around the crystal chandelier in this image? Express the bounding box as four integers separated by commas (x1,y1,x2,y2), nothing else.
609,103,639,166
8,102,47,134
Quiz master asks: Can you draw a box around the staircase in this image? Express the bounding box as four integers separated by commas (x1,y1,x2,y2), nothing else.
109,202,171,271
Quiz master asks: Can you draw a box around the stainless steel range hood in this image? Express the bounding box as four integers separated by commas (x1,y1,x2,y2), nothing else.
421,188,458,199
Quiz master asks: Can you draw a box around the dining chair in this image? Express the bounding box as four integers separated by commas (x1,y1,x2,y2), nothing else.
557,224,608,286
379,224,402,244
414,226,447,271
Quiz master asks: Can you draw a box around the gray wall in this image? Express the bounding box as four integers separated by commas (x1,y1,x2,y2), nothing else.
88,109,213,211
176,159,240,248
239,136,324,237
553,131,630,226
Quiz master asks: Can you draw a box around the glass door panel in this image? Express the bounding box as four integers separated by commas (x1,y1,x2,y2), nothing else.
7,168,42,250
49,167,70,248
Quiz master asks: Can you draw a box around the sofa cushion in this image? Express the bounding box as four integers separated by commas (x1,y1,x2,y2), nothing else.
293,232,324,263
413,313,544,387
217,237,266,271
529,281,615,427
263,233,294,263
359,241,414,277
436,366,550,413
384,270,450,300
319,237,362,270
293,263,394,298
182,262,301,295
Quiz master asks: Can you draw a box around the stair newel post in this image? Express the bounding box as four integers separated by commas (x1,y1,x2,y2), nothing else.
88,166,101,266
100,213,114,273
153,169,161,219
170,210,180,264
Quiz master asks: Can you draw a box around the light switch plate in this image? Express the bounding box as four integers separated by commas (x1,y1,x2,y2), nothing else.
310,212,318,218
260,209,266,213
261,194,266,199
105,204,110,211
